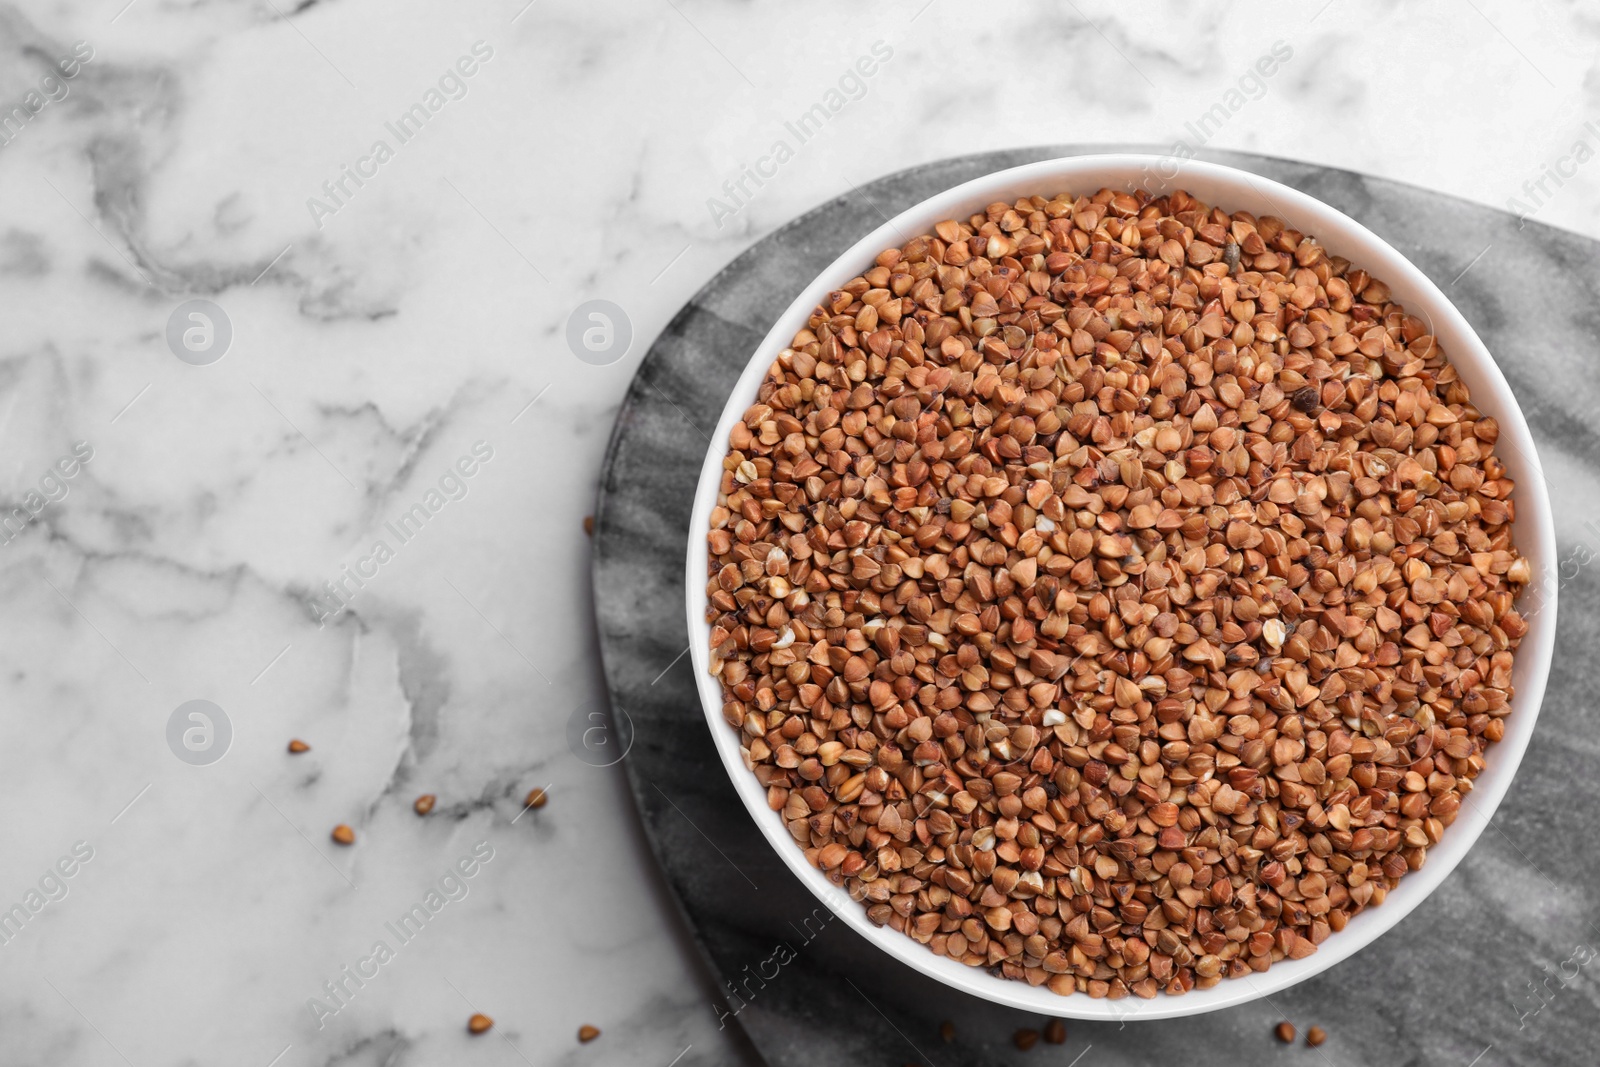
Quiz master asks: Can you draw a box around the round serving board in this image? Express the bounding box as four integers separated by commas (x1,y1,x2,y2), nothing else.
593,146,1600,1067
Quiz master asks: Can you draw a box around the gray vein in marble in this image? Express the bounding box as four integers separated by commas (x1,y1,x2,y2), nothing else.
311,1026,411,1067
11,36,383,317
362,608,450,806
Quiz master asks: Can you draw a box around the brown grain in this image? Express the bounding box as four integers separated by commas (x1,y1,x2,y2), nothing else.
287,739,310,754
525,787,549,810
1275,1021,1296,1043
578,1024,601,1043
414,794,437,815
705,186,1530,1000
1306,1025,1327,1047
468,1013,494,1034
330,824,355,846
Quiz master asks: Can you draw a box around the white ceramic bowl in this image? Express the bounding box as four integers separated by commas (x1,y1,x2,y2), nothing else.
683,155,1557,1020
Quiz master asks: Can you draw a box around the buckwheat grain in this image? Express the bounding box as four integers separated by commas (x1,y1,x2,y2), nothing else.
705,186,1530,999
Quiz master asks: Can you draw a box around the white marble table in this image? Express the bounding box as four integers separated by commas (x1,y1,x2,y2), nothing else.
1,2,1596,1065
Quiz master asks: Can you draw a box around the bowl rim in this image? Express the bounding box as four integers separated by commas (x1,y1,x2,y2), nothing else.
682,153,1558,1020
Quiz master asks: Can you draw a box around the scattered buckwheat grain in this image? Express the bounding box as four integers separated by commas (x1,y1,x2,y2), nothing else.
414,794,437,816
578,1024,601,1043
287,739,310,754
468,1013,494,1034
525,787,549,810
1044,1018,1067,1044
1306,1025,1327,1047
1275,1021,1296,1043
705,186,1530,1000
330,824,355,846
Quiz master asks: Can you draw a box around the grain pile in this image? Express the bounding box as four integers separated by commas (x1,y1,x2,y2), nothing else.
704,186,1530,999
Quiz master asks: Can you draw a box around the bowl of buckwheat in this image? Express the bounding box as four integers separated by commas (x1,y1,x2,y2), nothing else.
685,155,1557,1019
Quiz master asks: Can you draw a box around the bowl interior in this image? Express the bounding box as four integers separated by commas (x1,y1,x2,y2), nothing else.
683,155,1557,1020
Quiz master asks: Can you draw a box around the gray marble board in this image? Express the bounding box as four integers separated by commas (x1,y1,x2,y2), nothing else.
592,146,1600,1067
